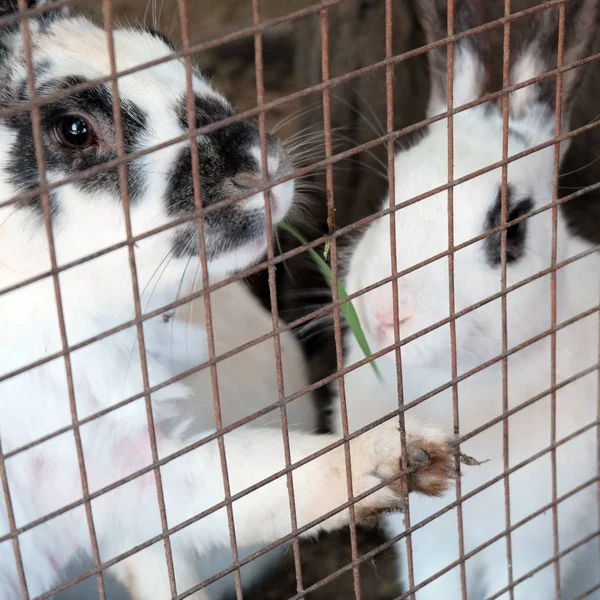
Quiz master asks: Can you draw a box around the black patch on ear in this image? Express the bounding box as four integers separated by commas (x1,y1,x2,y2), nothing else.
484,185,533,266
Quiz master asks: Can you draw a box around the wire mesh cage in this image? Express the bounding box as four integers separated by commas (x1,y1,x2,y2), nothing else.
1,0,600,599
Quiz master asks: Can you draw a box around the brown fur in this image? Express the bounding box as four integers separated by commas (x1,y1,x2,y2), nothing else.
356,433,457,525
406,437,458,497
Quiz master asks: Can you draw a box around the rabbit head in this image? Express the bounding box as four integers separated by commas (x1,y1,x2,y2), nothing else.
345,0,598,372
0,1,293,346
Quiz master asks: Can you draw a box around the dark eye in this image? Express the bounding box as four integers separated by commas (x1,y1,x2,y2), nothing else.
53,116,95,149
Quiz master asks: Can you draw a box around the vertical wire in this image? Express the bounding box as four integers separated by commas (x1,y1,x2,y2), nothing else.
550,3,566,597
445,1,468,597
0,434,30,599
320,3,362,598
500,1,515,597
175,0,244,597
250,0,304,592
18,1,106,596
102,1,179,593
385,0,414,597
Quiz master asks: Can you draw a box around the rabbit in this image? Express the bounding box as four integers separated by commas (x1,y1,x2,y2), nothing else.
333,0,600,598
0,1,458,599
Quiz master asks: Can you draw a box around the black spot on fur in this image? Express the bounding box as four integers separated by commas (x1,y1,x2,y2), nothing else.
167,94,272,260
176,94,235,130
484,185,533,266
161,310,175,324
5,76,148,215
34,58,50,81
171,95,272,217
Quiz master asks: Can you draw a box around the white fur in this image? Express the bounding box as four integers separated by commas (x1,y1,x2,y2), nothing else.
335,9,600,600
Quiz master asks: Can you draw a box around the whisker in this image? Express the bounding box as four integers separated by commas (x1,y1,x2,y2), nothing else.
170,251,195,366
271,102,322,135
559,152,600,179
331,91,385,138
184,261,203,369
348,88,387,137
122,245,179,389
0,207,21,269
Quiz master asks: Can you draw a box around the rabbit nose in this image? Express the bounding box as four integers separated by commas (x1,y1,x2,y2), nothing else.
368,292,414,342
233,171,280,214
373,308,413,337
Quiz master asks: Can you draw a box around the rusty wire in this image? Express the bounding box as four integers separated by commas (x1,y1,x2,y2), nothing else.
549,3,567,597
18,0,105,598
385,0,415,597
499,1,514,598
179,0,246,597
444,3,468,598
318,3,364,599
105,0,180,595
4,72,600,312
253,0,305,594
3,241,600,488
2,0,600,599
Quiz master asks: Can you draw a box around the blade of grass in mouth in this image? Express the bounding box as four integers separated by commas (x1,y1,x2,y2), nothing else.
280,221,382,380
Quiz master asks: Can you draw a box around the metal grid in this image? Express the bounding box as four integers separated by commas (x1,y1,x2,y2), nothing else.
0,0,599,599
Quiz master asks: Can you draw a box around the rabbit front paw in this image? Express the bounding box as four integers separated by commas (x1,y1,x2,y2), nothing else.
351,419,456,523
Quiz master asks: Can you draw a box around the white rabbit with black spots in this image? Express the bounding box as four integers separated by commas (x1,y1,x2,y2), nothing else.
0,2,458,598
335,0,600,598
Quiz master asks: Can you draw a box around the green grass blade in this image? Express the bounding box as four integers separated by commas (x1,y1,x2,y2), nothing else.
280,222,381,379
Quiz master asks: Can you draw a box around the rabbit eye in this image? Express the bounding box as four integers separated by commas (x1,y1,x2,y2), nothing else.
53,116,96,149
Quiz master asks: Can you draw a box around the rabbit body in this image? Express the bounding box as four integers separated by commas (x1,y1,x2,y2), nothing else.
0,4,457,599
335,0,600,598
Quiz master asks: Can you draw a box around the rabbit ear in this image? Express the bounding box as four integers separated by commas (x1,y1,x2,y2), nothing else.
510,0,599,125
416,0,491,116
